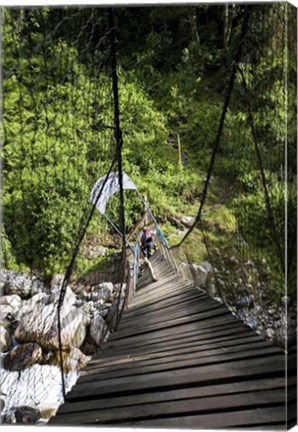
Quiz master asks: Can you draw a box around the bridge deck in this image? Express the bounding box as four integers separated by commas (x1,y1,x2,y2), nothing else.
51,252,294,429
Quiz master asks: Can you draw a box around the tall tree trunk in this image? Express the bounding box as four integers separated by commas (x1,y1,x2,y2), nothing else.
190,6,199,44
224,3,234,50
224,4,229,49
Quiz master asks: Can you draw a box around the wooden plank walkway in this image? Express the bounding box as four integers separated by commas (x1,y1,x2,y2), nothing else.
50,252,294,429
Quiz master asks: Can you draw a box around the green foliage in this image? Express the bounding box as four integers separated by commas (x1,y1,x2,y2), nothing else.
205,205,237,234
2,9,112,275
1,227,18,270
2,2,295,317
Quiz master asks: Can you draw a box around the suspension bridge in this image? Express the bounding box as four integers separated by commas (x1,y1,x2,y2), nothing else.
50,246,296,428
2,4,296,429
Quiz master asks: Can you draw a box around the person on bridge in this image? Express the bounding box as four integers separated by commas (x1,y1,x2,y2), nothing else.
140,226,158,282
140,226,153,259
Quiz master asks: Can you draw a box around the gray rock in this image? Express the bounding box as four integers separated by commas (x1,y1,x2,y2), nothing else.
217,278,225,287
0,325,12,351
15,406,41,424
268,308,277,315
0,270,44,299
207,284,219,297
0,294,22,310
3,342,43,371
50,274,64,288
96,307,109,318
266,328,275,339
202,261,212,272
50,346,91,373
91,282,114,302
0,304,14,323
181,216,195,227
230,256,238,264
179,262,208,286
88,246,107,259
90,314,108,346
236,294,254,308
2,411,16,423
16,293,51,322
15,287,86,351
81,301,97,316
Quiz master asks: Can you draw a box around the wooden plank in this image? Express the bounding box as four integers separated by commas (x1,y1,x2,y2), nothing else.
122,290,210,321
66,354,286,400
114,303,228,336
89,338,273,372
79,346,281,381
55,376,289,415
85,339,277,373
92,332,264,364
93,322,256,354
110,317,244,344
116,307,231,338
122,300,222,327
119,407,286,429
99,328,265,356
111,312,241,342
130,281,195,307
133,277,194,299
110,315,252,341
84,337,279,367
53,387,292,424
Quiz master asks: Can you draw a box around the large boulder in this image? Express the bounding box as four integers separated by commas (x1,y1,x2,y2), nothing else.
0,270,45,299
16,292,51,322
50,347,91,373
105,294,125,330
181,216,195,227
0,294,22,310
3,343,43,371
15,406,41,424
91,282,114,302
50,274,64,288
0,325,12,351
0,304,14,327
80,301,109,319
89,314,109,346
179,262,208,287
14,287,87,351
80,333,97,356
2,412,16,424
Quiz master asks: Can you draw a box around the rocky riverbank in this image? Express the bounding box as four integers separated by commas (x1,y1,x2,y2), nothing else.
0,270,126,424
179,261,296,349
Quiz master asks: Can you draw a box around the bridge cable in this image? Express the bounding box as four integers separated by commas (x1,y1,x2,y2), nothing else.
57,157,116,399
58,8,126,400
238,66,285,274
176,6,251,248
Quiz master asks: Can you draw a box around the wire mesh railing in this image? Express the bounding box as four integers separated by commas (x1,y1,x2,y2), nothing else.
1,6,129,424
172,3,296,350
